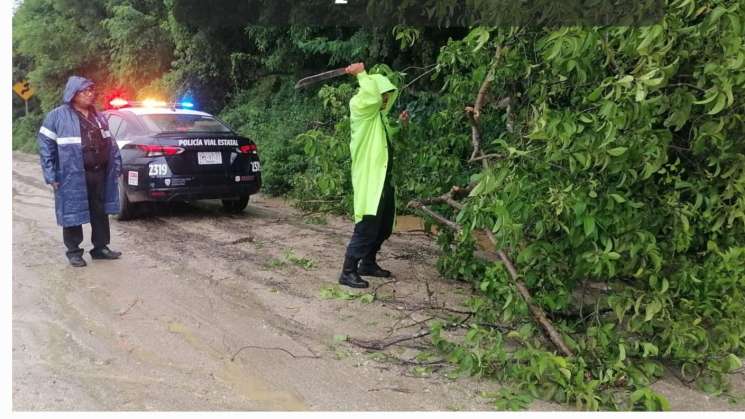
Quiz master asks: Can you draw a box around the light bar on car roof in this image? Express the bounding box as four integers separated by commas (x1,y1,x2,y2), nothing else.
107,97,197,110
142,98,167,108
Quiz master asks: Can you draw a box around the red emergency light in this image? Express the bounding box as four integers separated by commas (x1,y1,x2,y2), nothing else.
109,98,129,109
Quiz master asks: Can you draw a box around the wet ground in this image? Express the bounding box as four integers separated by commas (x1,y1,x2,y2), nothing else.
11,152,744,411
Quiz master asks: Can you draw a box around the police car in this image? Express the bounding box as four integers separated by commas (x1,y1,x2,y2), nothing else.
104,98,261,220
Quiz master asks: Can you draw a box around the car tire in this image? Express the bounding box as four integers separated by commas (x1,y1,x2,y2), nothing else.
222,194,249,213
117,176,136,221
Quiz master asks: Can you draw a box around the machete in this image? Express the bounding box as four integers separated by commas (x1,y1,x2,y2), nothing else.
294,67,348,89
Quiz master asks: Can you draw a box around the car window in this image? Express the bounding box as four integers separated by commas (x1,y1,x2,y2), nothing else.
107,115,123,138
117,119,139,139
139,114,232,134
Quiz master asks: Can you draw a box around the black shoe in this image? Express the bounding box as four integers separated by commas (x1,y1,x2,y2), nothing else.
68,255,87,267
338,255,369,288
90,247,122,260
358,261,391,278
339,271,369,288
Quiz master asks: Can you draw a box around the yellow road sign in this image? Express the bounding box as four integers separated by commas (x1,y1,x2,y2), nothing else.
13,80,34,101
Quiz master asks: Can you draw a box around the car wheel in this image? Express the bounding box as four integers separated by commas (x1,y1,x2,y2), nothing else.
222,194,249,213
117,176,136,221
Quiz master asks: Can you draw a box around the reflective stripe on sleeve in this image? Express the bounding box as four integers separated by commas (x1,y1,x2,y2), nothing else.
39,126,58,139
56,137,82,145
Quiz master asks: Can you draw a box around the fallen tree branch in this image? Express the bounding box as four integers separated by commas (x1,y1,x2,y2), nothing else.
350,312,473,351
348,329,432,351
407,41,574,358
466,106,484,163
380,298,475,316
466,45,504,166
487,230,575,358
450,182,477,199
418,195,464,211
476,322,515,333
405,202,575,357
118,298,140,317
230,345,320,362
476,46,502,113
368,387,415,394
407,201,461,232
387,316,436,337
372,279,397,300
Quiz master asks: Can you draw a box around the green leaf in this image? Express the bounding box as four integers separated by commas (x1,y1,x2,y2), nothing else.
608,147,628,156
469,27,491,52
725,354,742,372
658,394,671,411
610,193,626,203
358,293,374,304
637,25,662,54
583,216,596,236
707,93,727,115
618,75,634,87
694,89,718,104
660,278,669,293
641,342,659,357
630,388,645,403
635,85,647,102
644,299,662,322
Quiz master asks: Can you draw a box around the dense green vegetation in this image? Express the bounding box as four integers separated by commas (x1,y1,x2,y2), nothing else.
13,0,745,410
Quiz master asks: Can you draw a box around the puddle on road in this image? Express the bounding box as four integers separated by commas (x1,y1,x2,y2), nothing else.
167,321,306,410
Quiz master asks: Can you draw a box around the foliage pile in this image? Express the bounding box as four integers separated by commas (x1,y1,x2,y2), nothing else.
419,1,745,409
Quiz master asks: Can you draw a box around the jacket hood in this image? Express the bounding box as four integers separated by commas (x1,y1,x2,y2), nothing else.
370,74,398,115
63,76,94,104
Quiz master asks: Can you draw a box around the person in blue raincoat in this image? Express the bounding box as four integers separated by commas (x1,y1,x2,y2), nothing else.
37,76,123,267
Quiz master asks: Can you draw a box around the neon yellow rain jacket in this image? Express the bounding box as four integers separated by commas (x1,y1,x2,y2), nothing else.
349,70,399,223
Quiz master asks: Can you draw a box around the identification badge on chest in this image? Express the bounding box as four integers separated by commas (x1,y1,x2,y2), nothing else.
93,117,111,140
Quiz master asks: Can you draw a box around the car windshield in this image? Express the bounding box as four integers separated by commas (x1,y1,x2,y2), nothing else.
139,114,232,134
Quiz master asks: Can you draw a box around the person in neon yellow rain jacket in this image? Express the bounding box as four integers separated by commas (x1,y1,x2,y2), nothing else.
340,62,409,289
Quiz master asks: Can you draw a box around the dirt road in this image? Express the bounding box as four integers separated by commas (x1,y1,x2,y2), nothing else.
11,152,742,411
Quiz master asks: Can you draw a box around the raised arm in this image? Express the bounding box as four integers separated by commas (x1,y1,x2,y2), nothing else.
347,63,382,120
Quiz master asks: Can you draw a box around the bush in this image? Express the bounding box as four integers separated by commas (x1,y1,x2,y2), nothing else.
219,76,326,196
12,112,43,153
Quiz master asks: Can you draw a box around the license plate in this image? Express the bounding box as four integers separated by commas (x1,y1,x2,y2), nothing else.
197,151,222,165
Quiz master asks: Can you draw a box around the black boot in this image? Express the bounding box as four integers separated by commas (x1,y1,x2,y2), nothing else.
90,246,122,260
68,254,87,267
358,254,391,278
339,255,369,288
